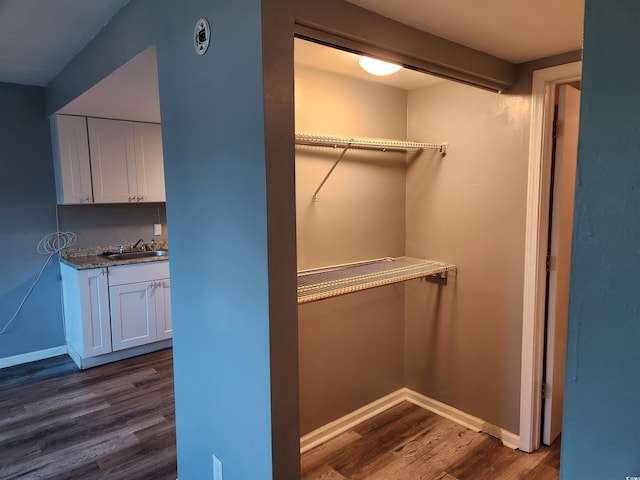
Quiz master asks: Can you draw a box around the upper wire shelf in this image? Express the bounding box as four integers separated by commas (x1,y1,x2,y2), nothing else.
295,133,448,154
295,133,448,201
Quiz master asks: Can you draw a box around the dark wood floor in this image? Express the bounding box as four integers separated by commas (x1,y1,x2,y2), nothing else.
1,350,560,479
301,402,561,480
0,349,177,480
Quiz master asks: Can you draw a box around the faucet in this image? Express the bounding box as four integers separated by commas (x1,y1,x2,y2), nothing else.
132,238,144,251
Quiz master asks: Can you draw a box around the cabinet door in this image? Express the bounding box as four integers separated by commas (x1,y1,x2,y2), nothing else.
50,115,93,204
109,281,157,351
155,279,172,340
79,268,112,357
88,117,138,203
133,122,166,202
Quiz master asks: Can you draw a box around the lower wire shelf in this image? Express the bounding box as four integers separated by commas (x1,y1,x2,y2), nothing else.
297,256,456,304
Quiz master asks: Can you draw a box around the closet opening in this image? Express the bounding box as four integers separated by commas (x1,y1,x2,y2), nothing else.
294,36,544,475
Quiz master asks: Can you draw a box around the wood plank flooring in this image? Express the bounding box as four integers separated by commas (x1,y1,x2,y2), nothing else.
0,349,176,480
1,350,560,479
301,402,561,480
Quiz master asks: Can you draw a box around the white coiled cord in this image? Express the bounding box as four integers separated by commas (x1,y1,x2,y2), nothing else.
0,232,77,335
37,231,77,255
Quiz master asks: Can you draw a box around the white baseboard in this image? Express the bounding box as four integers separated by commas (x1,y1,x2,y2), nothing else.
403,388,484,432
498,429,520,449
70,340,172,369
300,387,520,452
0,345,68,369
300,389,406,453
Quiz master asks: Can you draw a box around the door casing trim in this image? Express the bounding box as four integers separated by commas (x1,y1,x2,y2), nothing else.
520,61,582,453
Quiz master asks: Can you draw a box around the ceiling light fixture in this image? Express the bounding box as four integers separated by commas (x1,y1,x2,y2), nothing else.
358,56,402,76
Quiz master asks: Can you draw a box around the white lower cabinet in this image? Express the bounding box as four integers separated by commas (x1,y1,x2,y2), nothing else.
155,280,172,341
108,262,172,352
61,261,171,367
61,264,112,358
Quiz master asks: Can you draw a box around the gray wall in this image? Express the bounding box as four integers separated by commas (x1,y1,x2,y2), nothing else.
57,203,168,248
296,50,582,437
295,66,406,434
562,1,640,477
405,80,530,433
0,83,64,359
295,66,407,269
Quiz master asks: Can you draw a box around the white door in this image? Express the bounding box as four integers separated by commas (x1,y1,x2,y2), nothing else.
109,281,157,351
52,115,93,204
88,117,138,203
133,122,166,202
79,268,112,357
543,84,581,445
155,279,172,340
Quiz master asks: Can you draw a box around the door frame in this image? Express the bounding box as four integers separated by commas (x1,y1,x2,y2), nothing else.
519,61,582,453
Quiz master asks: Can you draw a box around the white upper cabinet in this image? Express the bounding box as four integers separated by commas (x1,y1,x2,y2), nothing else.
88,117,138,203
50,115,93,204
51,115,166,204
133,122,166,202
88,118,166,203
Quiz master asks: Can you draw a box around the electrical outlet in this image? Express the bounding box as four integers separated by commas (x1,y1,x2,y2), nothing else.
212,454,223,480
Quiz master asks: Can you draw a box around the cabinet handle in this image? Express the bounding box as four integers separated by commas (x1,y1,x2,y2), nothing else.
82,196,91,203
137,195,144,202
129,196,135,202
101,269,107,276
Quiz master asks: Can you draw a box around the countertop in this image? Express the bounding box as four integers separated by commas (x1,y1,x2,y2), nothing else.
60,241,169,270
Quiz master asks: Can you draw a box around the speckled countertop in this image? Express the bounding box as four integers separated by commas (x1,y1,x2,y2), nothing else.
60,241,169,270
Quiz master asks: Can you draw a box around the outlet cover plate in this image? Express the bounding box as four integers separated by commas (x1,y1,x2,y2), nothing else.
212,454,223,480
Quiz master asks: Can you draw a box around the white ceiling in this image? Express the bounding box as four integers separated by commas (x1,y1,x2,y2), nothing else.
0,0,130,86
60,46,160,123
0,0,584,121
345,0,584,63
0,0,584,88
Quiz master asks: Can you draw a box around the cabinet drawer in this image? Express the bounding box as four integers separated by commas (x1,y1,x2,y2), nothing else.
108,261,170,286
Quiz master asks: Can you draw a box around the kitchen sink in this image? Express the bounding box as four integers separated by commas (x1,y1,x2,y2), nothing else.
105,250,169,261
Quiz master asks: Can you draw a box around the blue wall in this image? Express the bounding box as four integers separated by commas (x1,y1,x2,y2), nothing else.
0,83,64,359
562,1,640,477
47,1,299,478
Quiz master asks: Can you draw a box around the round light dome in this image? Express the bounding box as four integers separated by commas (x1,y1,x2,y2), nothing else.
358,56,402,76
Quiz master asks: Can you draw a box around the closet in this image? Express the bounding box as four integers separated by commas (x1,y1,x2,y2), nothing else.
295,38,529,443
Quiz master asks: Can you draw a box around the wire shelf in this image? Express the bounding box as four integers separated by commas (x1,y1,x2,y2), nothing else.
295,133,448,154
297,256,456,304
295,133,448,201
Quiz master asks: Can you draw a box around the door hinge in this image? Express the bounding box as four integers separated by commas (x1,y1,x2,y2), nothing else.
542,382,551,399
546,254,556,272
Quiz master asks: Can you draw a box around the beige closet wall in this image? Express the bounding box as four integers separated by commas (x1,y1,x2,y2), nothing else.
296,65,407,434
405,81,530,433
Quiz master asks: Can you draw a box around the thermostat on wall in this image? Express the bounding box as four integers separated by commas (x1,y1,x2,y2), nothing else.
194,17,210,55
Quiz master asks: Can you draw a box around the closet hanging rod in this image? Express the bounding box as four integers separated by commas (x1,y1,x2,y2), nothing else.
295,133,448,155
296,133,448,201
